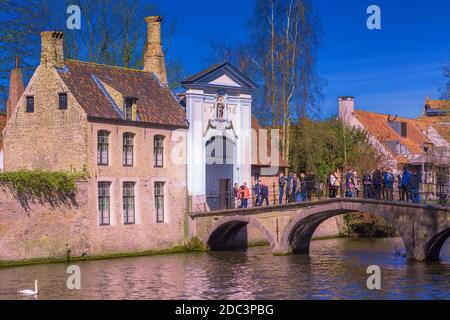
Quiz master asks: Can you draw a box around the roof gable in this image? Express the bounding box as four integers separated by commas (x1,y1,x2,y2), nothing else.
181,62,258,92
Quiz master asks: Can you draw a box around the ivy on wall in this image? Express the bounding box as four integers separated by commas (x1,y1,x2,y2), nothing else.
0,169,88,210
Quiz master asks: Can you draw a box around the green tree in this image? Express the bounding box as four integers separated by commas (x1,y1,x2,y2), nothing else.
288,118,385,182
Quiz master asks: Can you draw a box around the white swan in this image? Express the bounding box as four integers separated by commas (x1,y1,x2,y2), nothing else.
18,280,39,295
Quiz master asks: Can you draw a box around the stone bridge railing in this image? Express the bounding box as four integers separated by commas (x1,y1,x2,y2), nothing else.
189,198,450,261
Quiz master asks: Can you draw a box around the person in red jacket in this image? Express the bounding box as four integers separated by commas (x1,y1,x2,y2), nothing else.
240,182,250,208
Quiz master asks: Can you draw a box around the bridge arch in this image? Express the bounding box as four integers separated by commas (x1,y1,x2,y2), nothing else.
278,202,412,258
204,216,276,251
192,198,449,261
423,228,450,261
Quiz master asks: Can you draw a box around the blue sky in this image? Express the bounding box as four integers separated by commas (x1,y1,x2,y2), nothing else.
156,0,449,118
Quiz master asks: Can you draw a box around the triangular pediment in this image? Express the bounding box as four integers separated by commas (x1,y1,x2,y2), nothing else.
209,74,241,87
181,62,258,91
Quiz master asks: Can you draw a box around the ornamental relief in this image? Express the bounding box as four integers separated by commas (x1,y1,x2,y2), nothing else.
202,94,238,138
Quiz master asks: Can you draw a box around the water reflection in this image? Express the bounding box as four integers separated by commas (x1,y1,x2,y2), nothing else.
0,237,448,300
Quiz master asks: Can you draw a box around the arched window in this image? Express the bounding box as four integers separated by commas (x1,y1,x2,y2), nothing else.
123,132,135,166
97,130,110,165
154,135,165,167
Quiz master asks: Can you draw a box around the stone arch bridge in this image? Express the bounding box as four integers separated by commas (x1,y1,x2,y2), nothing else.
188,198,450,261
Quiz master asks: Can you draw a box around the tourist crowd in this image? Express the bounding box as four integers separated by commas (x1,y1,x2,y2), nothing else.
231,167,422,209
276,167,422,205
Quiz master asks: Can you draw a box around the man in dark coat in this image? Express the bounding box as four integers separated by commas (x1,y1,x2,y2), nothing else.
306,172,315,201
372,169,383,200
286,173,294,202
362,172,372,199
278,172,286,204
260,183,269,206
254,179,262,206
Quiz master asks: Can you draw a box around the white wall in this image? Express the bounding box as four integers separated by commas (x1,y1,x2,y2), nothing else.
186,90,252,198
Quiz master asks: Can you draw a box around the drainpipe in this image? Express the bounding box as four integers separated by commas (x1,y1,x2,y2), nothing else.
184,134,190,243
421,145,425,199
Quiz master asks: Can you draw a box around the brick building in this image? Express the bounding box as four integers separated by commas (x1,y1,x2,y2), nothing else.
339,96,449,200
2,17,189,255
0,16,288,261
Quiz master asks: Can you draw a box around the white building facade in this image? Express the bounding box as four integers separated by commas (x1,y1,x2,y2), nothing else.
181,63,258,211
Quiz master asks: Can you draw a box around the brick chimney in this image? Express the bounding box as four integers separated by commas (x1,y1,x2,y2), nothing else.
40,31,64,68
143,16,168,85
338,96,355,123
6,56,25,120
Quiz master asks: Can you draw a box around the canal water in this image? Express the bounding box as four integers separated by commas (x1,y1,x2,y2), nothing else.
0,237,448,300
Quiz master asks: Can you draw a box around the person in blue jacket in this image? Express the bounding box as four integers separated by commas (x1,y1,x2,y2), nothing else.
409,169,421,204
401,167,410,202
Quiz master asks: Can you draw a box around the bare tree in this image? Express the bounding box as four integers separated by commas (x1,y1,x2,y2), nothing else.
0,0,185,106
249,0,323,160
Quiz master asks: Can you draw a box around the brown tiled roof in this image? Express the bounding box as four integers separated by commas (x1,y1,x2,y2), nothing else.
416,115,450,143
353,110,432,155
0,114,7,150
58,60,187,128
425,98,450,110
251,116,289,168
